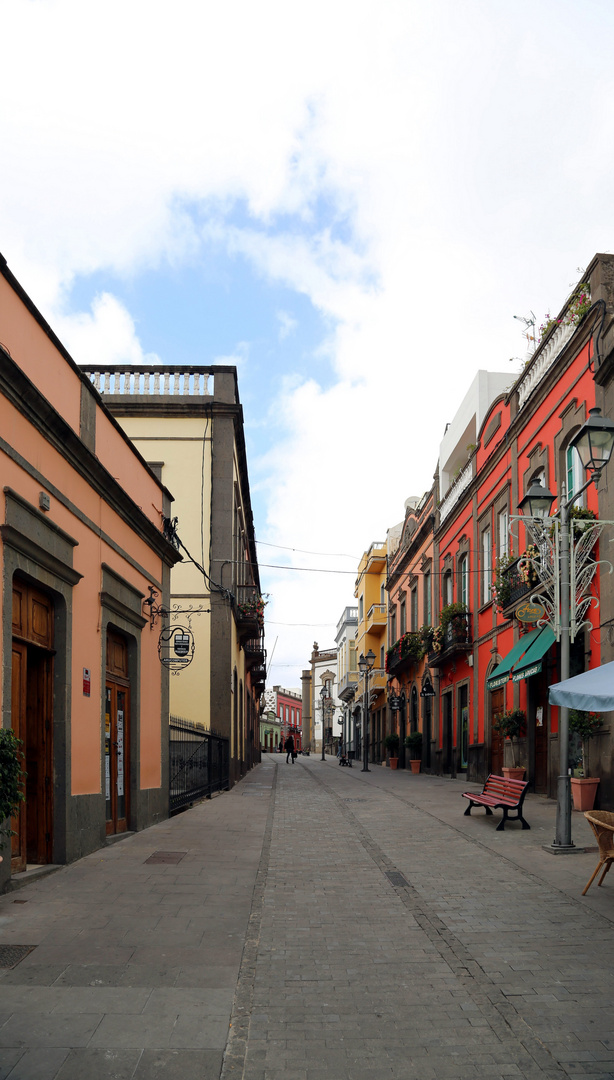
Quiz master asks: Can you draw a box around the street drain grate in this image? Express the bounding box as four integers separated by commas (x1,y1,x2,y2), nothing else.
0,945,36,969
386,871,409,888
144,851,187,865
341,798,369,803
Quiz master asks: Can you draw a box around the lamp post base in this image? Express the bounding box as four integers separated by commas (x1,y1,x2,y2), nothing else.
542,842,577,855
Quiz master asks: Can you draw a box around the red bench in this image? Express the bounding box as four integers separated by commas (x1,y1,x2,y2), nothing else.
462,774,530,832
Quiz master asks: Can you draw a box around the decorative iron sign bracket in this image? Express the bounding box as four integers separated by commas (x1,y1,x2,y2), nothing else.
143,587,210,674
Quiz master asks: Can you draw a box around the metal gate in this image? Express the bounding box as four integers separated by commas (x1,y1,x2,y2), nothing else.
169,717,229,813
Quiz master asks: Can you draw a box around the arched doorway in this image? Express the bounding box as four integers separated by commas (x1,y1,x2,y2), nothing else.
11,579,54,872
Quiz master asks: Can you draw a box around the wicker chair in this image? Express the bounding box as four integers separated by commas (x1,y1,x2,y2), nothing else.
582,811,614,895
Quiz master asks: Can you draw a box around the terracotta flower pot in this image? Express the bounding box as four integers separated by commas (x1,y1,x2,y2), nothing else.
409,759,421,774
389,757,398,770
502,767,525,780
570,776,600,812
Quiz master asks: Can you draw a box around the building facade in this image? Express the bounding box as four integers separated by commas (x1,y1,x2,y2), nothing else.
335,606,359,758
354,543,388,764
263,685,302,751
0,255,180,889
424,260,611,801
386,493,436,770
84,365,265,787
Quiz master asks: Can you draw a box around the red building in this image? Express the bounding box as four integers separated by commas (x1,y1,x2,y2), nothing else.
267,685,302,751
428,258,610,800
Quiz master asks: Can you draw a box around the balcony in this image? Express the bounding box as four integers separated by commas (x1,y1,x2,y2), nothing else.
243,638,266,670
235,585,264,641
367,603,387,635
251,663,267,686
385,632,423,677
499,557,537,613
338,670,359,701
428,613,472,666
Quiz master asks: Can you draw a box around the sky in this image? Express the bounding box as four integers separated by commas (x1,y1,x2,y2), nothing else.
3,0,614,688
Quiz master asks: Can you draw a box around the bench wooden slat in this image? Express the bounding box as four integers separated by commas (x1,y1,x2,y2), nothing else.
462,773,530,832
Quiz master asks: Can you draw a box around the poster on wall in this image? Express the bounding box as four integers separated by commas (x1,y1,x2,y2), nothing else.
117,711,124,796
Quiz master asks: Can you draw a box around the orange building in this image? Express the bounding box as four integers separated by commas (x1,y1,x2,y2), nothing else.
0,254,180,889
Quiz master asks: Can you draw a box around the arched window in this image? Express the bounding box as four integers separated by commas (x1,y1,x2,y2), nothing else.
411,686,418,734
459,555,468,608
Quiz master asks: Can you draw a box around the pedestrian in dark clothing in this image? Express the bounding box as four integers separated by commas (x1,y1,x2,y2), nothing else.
285,734,295,763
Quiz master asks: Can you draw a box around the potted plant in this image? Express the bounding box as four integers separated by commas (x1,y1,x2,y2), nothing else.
493,709,526,779
405,731,423,774
384,732,400,769
0,729,25,862
569,710,603,811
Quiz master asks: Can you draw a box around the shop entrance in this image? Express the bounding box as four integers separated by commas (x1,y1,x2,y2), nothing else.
11,581,54,873
105,631,130,835
490,687,505,775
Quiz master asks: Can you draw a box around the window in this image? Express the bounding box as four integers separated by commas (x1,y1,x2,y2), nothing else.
410,587,418,631
424,571,432,626
359,595,364,622
498,508,509,560
459,555,468,608
482,529,492,604
380,583,385,605
399,598,406,635
442,569,452,607
349,642,357,671
380,645,385,670
389,607,396,645
567,445,584,506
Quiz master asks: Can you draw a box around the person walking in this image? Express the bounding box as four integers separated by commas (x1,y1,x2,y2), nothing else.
285,734,295,763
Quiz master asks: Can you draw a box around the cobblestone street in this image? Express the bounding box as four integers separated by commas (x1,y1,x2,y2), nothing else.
1,758,614,1079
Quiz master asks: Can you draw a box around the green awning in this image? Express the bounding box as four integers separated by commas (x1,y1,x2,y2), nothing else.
512,627,556,682
487,628,544,690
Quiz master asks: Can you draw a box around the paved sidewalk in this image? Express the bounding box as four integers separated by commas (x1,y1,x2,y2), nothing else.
1,758,614,1079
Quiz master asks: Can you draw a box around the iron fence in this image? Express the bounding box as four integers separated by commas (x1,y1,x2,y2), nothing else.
169,716,229,813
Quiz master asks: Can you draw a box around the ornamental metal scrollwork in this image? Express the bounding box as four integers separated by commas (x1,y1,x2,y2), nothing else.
509,516,614,641
143,587,210,673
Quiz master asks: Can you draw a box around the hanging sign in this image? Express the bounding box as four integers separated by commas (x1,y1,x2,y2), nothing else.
515,601,545,623
158,625,195,672
420,676,436,698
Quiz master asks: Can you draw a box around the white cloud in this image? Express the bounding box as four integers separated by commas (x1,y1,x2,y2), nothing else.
276,311,298,341
54,293,160,368
4,0,614,683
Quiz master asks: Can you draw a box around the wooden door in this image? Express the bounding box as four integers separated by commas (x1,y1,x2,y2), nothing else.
490,688,505,775
10,643,27,873
105,683,130,834
105,631,130,835
11,582,54,870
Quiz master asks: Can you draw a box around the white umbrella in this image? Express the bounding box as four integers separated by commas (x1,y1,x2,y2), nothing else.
549,662,614,712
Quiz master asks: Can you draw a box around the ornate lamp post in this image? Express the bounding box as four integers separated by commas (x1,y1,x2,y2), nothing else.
320,686,331,761
358,649,376,773
516,409,614,852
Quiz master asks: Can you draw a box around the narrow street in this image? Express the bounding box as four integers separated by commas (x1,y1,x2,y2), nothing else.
1,759,613,1080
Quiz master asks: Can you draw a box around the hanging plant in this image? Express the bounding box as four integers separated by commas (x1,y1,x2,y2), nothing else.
0,729,25,841
491,553,516,612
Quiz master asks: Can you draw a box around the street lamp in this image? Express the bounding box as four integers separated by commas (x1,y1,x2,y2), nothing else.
358,649,376,773
320,686,330,761
518,408,614,852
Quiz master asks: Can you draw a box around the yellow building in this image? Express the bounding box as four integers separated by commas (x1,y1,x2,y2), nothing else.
354,542,388,764
85,365,265,787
